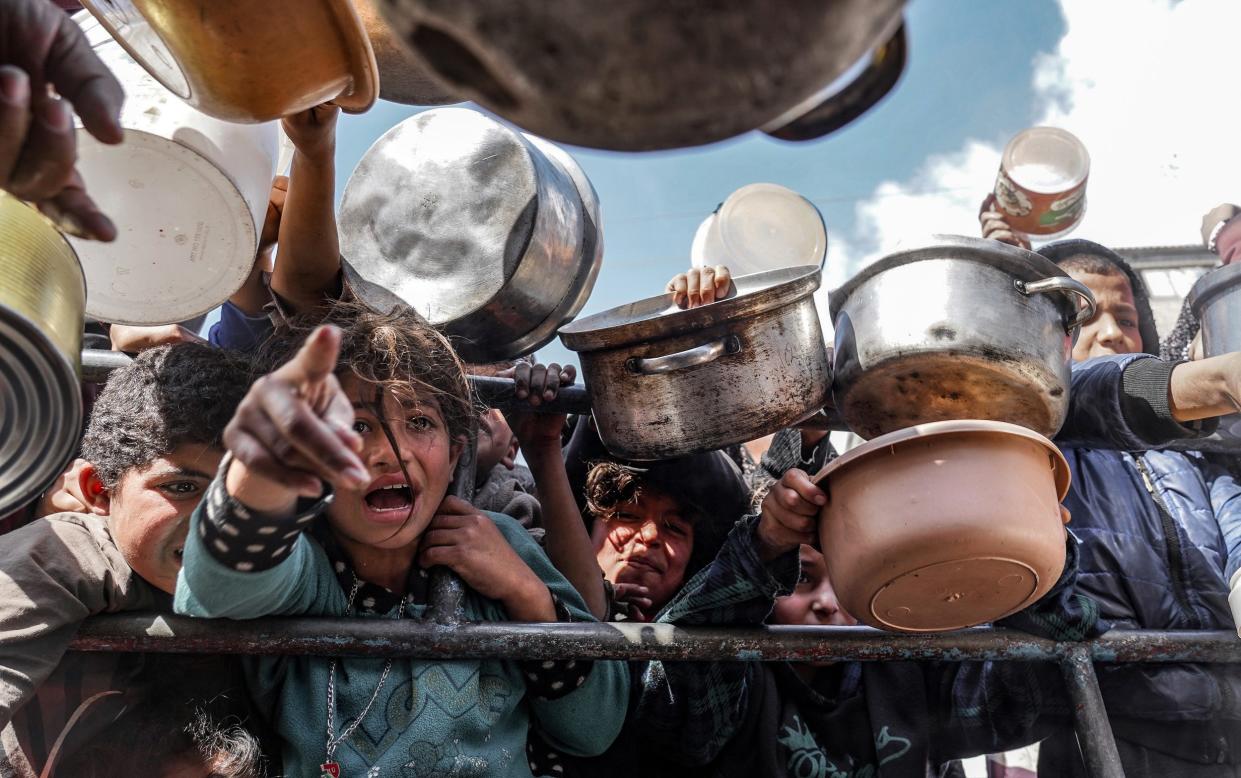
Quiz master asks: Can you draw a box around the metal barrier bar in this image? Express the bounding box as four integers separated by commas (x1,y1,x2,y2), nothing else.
67,618,1240,662
1060,647,1125,778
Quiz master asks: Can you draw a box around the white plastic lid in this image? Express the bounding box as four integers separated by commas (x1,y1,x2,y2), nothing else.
70,130,256,324
692,183,827,275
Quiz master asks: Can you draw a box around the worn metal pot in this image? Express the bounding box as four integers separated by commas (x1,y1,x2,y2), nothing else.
1188,263,1241,442
763,22,907,142
339,108,597,363
82,0,377,121
0,195,85,517
354,0,459,105
816,420,1070,633
829,235,1095,439
375,0,904,150
560,266,830,460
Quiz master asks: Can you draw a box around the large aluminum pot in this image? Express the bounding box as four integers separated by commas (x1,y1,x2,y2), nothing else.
72,14,279,325
1188,263,1241,442
0,195,85,517
560,266,830,460
817,420,1070,633
339,108,598,363
81,0,377,122
374,0,904,151
829,235,1095,439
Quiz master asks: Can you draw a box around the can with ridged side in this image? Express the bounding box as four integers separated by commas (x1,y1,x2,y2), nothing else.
0,194,85,516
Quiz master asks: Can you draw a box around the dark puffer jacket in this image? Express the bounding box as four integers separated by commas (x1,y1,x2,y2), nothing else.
1046,353,1241,774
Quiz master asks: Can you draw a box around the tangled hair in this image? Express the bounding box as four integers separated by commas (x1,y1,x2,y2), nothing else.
55,705,264,778
80,344,253,488
256,300,475,443
584,461,648,523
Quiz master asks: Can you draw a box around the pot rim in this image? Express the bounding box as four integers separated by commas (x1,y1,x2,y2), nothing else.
1187,261,1241,316
323,0,381,114
813,419,1070,500
559,264,822,353
827,234,1078,321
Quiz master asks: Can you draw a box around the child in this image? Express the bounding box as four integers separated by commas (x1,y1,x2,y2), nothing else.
469,359,542,529
0,343,259,776
174,304,628,776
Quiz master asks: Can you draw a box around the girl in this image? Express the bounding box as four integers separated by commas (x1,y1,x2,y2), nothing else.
175,304,628,777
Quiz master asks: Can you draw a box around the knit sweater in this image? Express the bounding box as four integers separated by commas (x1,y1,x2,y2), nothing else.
175,479,628,777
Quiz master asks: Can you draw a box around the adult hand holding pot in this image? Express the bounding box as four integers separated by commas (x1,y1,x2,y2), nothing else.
1,0,123,240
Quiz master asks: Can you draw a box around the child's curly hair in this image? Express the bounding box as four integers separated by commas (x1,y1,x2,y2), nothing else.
81,344,253,488
256,301,476,442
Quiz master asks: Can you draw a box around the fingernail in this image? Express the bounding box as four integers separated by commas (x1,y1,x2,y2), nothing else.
41,99,71,131
0,69,27,105
815,495,827,505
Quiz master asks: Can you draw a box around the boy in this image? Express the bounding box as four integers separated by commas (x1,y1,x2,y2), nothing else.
0,343,258,776
175,305,628,776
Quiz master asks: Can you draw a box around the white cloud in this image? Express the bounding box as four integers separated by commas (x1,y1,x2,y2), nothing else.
842,0,1241,272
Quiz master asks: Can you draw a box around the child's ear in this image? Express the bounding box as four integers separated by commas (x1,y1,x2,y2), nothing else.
78,463,110,515
501,438,519,470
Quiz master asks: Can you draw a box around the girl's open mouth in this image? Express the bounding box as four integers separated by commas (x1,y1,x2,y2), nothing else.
364,483,414,513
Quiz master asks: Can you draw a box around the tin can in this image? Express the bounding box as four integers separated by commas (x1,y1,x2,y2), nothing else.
0,194,85,517
993,127,1090,237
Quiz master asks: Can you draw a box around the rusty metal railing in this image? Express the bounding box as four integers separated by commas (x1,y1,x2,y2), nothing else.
68,617,1240,778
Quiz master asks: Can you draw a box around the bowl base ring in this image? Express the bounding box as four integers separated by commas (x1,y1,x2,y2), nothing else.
868,556,1040,633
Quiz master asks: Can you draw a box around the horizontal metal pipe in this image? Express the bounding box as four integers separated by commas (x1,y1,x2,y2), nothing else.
81,349,849,429
67,615,1241,663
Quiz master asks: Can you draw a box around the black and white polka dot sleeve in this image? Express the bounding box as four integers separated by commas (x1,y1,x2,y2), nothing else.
198,454,334,572
520,596,594,700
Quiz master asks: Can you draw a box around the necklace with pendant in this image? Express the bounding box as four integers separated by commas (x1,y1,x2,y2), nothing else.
321,574,408,778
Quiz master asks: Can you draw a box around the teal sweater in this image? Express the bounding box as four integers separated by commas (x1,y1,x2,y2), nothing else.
175,505,628,776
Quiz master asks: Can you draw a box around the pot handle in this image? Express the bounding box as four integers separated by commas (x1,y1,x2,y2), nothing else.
1016,277,1097,332
625,334,742,376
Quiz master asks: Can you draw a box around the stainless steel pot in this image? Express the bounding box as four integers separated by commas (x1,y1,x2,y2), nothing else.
338,107,599,362
374,0,904,151
560,266,830,460
829,235,1095,439
1188,262,1241,442
0,195,85,517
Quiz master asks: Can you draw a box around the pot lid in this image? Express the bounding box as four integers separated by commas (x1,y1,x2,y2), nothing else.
559,264,821,353
828,234,1078,322
1187,262,1241,316
814,419,1070,500
339,107,547,326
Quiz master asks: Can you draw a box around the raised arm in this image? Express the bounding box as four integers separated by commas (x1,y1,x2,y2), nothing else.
269,105,343,314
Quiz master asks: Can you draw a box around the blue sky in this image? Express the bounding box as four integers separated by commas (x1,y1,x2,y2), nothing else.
331,1,1066,367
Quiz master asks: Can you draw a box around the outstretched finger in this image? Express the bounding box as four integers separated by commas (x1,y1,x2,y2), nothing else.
256,382,367,487
38,170,117,241
9,96,75,203
276,325,341,388
511,362,532,400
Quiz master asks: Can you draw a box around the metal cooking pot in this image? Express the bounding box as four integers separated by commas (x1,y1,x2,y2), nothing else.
829,235,1095,439
763,23,907,142
354,0,460,105
560,266,830,460
1188,263,1241,442
0,195,85,517
338,107,599,363
82,0,378,122
374,0,904,151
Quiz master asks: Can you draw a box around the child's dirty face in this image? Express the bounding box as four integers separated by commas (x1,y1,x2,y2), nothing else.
772,545,856,627
108,443,223,595
474,408,517,476
327,376,460,552
592,487,694,615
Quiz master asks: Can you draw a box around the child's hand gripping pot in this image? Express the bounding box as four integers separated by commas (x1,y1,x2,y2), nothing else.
757,468,827,562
